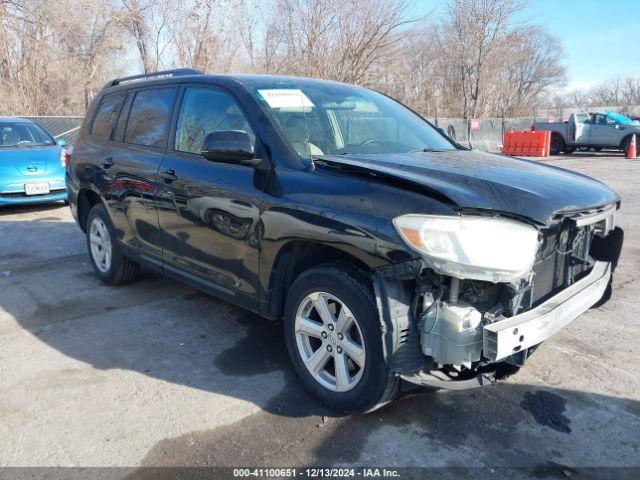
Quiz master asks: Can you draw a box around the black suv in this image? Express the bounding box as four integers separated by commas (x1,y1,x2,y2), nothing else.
67,69,623,412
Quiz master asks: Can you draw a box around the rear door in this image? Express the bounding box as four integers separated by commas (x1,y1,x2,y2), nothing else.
105,86,178,265
76,92,126,192
156,85,263,306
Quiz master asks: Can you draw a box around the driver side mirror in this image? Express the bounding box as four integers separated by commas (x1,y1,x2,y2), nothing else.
57,138,67,147
201,130,258,166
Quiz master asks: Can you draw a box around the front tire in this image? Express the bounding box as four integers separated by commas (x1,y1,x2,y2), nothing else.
86,203,139,285
284,264,398,413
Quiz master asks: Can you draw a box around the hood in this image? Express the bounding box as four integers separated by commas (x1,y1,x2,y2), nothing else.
315,150,619,225
0,146,61,176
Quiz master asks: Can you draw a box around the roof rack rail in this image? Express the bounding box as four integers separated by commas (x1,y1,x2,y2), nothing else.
107,68,204,87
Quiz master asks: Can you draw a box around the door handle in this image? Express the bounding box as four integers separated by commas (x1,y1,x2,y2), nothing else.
102,157,115,169
160,169,178,182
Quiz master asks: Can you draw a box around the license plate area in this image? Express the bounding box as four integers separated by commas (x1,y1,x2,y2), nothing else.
24,183,50,195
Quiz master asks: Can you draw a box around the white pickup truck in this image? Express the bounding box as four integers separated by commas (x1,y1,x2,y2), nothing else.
534,112,640,155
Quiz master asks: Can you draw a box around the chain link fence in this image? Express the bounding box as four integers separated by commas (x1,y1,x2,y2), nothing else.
21,115,529,152
430,117,536,152
23,116,84,145
10,114,586,153
15,105,640,153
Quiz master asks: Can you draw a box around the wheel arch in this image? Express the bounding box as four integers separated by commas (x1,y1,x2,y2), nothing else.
266,240,376,321
549,132,567,155
551,131,567,144
620,132,639,148
76,188,103,232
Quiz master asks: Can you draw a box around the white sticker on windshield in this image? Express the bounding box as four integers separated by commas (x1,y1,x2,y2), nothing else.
258,89,315,109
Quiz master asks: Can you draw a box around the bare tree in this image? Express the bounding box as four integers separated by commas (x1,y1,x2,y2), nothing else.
385,0,566,118
380,28,440,116
56,0,123,109
438,0,525,118
494,26,566,116
0,0,573,117
0,0,68,114
120,0,153,71
119,0,178,72
0,0,126,114
553,76,640,115
257,0,416,86
172,0,241,73
234,0,285,74
172,2,217,71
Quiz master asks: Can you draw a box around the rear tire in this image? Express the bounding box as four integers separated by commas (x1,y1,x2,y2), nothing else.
621,136,635,156
563,146,575,154
550,134,564,155
283,264,398,413
86,203,139,285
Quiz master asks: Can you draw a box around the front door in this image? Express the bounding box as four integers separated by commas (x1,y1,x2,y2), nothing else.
157,85,264,307
588,114,618,146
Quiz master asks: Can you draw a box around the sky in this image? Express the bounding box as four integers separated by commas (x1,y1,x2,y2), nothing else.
413,0,640,92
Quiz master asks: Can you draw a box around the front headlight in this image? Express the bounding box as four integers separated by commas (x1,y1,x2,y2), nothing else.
393,214,539,282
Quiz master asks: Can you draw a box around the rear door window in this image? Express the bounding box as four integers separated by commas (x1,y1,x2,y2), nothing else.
124,88,177,148
90,93,125,140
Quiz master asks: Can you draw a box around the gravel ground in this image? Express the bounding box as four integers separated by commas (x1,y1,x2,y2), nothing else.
0,153,638,479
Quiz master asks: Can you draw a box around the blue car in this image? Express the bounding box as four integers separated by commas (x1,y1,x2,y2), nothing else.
0,118,68,207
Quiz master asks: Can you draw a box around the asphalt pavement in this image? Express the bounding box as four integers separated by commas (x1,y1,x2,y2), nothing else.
0,153,638,479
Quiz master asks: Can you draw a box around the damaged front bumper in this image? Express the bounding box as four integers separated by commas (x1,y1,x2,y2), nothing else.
483,260,610,361
374,220,623,392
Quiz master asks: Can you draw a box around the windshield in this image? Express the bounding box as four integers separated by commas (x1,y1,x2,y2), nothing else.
0,121,55,148
251,82,456,158
605,112,634,124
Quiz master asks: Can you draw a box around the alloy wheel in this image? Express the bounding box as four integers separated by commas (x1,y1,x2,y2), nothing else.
294,291,366,392
89,217,112,273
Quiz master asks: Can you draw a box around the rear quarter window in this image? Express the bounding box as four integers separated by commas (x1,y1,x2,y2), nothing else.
90,93,125,140
112,92,134,142
124,88,177,148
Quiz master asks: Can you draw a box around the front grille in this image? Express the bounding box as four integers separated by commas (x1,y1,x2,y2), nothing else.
0,188,66,198
502,205,616,317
